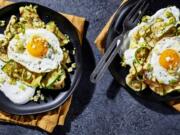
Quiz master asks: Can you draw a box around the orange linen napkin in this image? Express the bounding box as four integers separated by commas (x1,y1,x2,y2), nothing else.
0,0,85,133
95,0,180,111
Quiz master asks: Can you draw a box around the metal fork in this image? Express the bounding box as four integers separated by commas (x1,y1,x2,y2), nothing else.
90,0,149,83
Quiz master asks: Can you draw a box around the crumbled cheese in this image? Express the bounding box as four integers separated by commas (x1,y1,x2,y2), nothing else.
30,90,45,102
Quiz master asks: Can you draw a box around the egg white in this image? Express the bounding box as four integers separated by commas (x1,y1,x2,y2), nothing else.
8,28,63,73
0,60,35,104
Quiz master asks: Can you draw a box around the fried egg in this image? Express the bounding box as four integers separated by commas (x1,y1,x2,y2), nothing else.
8,28,63,73
148,37,180,85
0,60,35,104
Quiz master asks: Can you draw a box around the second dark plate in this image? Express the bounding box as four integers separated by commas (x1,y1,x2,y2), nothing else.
105,0,180,102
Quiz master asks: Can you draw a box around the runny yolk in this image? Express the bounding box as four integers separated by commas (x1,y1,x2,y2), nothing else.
27,36,48,58
159,49,180,70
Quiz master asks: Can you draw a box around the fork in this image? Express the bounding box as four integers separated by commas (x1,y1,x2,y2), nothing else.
90,0,149,83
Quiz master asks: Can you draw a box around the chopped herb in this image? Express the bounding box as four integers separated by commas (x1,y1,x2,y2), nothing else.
0,77,5,84
164,10,173,18
15,39,25,53
147,64,153,71
155,18,164,23
19,84,26,91
169,79,177,84
158,80,164,84
166,17,176,25
68,67,73,72
121,56,126,67
141,16,150,22
14,35,20,39
8,78,16,85
168,69,175,74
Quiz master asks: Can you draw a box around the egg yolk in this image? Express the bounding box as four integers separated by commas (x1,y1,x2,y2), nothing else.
27,36,48,58
159,49,180,70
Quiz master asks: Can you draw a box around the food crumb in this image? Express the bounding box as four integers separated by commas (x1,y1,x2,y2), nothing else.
0,20,5,27
71,63,76,68
30,90,45,102
67,67,73,72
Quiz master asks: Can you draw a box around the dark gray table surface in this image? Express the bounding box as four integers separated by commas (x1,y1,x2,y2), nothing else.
0,0,180,135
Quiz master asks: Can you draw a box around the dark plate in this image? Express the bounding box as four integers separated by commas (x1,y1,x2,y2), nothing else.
0,2,82,115
105,0,180,102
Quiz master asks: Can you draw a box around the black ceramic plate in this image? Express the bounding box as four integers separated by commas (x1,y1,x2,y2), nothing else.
0,2,82,115
106,0,180,102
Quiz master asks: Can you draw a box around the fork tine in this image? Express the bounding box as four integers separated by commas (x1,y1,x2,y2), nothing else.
129,0,147,22
133,2,149,24
126,0,145,20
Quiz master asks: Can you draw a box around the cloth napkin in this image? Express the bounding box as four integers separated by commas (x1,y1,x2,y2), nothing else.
95,0,180,112
0,0,85,133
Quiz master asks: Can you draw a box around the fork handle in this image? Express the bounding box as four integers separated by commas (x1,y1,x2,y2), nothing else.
90,34,123,83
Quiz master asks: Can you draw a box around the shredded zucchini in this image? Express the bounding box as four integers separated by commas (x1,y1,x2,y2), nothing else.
2,60,44,87
40,67,66,89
